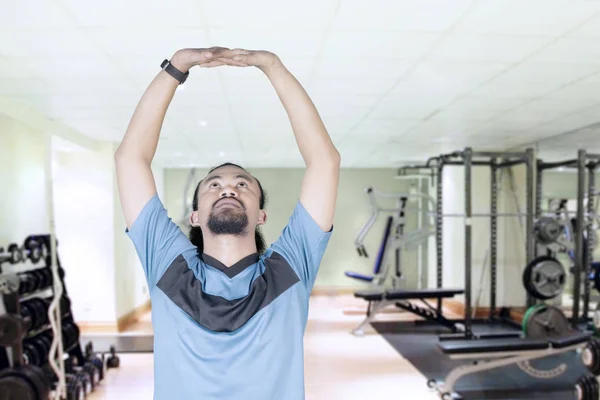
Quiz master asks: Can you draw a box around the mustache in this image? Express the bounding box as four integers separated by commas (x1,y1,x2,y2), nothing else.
213,197,245,209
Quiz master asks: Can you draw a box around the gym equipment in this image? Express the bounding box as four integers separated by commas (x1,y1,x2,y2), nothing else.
107,346,120,369
346,186,435,289
575,374,599,400
534,217,562,244
0,364,51,400
521,304,570,339
345,216,394,285
0,235,107,399
429,331,592,399
84,342,107,381
522,256,566,300
581,338,600,376
65,373,85,400
537,151,600,329
352,288,464,336
432,148,537,338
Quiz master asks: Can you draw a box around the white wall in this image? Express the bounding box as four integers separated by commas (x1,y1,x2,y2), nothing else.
0,114,49,244
52,142,117,323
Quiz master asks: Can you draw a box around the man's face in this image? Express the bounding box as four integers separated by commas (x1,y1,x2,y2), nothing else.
191,165,266,236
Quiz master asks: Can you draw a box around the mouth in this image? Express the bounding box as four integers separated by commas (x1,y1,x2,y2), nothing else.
215,198,243,209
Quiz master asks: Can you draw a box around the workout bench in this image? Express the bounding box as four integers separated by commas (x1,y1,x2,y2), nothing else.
352,288,465,336
429,331,592,399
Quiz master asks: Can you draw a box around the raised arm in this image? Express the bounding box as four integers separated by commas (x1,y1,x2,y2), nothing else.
114,47,240,228
226,50,341,232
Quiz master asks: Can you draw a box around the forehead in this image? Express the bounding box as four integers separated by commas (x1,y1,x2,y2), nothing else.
203,166,256,185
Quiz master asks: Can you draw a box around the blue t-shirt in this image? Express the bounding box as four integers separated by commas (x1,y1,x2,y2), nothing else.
126,194,333,399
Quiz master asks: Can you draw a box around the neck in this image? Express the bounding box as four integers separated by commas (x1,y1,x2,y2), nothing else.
202,232,257,267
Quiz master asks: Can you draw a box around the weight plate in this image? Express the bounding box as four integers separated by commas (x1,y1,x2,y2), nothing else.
575,380,583,400
578,375,591,400
523,256,566,300
534,217,562,244
583,375,594,400
23,342,39,366
591,375,600,399
522,304,545,336
524,304,570,339
83,362,100,387
20,365,50,400
7,244,23,264
24,238,42,264
0,374,36,400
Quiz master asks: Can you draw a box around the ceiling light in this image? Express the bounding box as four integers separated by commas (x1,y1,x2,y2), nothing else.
199,120,208,127
219,152,226,157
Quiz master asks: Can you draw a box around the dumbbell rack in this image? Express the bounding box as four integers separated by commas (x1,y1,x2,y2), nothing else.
0,234,105,399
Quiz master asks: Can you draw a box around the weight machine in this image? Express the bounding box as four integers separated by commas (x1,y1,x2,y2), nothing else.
429,147,538,340
536,150,600,329
346,187,435,289
428,148,598,400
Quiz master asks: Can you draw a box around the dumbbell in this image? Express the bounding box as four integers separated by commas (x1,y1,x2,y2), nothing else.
17,273,36,295
21,298,49,332
85,342,106,381
107,346,120,369
70,368,92,396
22,341,40,366
32,268,52,291
23,237,44,265
61,296,72,317
61,321,80,351
0,364,51,400
82,361,101,389
65,373,85,400
0,243,24,265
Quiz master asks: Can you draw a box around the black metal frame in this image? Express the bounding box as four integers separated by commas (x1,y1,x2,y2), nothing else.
537,151,600,329
429,147,536,339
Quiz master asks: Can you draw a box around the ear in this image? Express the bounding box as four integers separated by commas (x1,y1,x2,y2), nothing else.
257,210,267,226
189,211,200,227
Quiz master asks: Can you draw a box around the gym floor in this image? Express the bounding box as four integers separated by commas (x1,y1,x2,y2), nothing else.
84,294,451,400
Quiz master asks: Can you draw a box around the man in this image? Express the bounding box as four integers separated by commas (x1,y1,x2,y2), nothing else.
114,47,341,399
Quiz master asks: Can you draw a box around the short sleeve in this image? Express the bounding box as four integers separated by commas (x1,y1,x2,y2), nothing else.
269,201,333,291
125,194,195,286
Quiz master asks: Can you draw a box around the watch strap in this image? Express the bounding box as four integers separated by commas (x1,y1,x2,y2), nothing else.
161,59,189,84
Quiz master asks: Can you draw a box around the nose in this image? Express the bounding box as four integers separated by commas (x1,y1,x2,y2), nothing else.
220,186,238,198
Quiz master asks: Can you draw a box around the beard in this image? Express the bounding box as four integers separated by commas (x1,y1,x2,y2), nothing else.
207,202,249,236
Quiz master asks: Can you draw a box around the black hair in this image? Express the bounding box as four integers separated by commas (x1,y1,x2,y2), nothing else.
188,162,268,255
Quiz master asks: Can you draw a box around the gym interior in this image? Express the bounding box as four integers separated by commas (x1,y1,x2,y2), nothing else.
2,1,600,399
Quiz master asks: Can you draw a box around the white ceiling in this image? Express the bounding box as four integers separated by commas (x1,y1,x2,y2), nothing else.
2,0,600,168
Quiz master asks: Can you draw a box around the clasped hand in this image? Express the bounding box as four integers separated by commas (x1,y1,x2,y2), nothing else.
173,47,281,72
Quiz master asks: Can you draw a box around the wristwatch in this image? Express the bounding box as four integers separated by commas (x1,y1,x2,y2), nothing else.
161,59,189,85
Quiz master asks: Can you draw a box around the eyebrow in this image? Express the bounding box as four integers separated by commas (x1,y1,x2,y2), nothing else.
204,174,253,185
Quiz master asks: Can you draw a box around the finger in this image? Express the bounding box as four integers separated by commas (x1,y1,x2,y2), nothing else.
214,58,249,67
199,60,226,68
231,48,251,55
190,50,215,64
232,54,256,65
